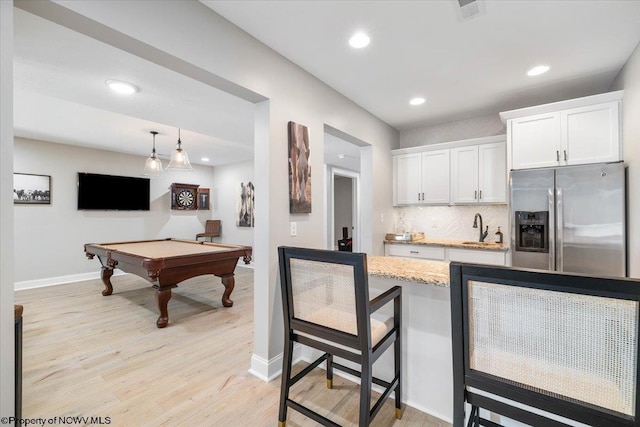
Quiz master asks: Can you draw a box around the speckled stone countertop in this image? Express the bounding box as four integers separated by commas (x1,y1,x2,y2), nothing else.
368,256,449,287
384,237,508,252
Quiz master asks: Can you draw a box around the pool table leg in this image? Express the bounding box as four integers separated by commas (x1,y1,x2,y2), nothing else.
156,288,172,328
221,274,235,307
100,267,114,296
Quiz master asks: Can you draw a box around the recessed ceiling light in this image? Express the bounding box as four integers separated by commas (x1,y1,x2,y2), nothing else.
201,157,210,162
338,154,345,159
527,65,550,77
409,97,426,106
349,32,370,49
105,79,138,95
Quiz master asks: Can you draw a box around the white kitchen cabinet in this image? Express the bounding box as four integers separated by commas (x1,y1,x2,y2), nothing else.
385,243,507,266
451,142,506,204
394,153,422,205
502,91,622,170
562,102,620,165
510,113,561,169
385,244,446,260
393,150,449,205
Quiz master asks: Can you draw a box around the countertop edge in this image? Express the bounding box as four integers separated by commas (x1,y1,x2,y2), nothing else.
384,239,509,252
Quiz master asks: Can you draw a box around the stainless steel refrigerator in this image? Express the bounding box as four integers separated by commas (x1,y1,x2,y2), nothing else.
510,162,626,277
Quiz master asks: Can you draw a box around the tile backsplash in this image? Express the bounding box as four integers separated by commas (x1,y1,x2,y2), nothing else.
393,205,510,244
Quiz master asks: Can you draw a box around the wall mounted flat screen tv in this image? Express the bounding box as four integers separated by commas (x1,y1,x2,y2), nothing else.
77,172,150,210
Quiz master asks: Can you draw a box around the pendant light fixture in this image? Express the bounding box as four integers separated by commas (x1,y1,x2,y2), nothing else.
142,131,164,178
167,128,193,171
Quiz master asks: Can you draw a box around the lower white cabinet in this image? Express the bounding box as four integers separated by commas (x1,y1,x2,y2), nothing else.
385,244,507,266
385,244,446,260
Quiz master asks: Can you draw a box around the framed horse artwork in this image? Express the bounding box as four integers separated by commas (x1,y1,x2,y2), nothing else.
14,173,51,205
288,121,311,214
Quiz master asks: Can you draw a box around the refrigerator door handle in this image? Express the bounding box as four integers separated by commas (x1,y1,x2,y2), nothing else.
548,187,555,271
556,187,563,272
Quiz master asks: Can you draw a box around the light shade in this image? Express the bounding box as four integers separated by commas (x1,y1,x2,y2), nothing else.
142,131,164,178
167,128,193,171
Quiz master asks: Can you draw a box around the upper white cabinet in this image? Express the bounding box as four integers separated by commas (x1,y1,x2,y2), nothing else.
392,135,506,206
501,91,622,170
394,150,449,205
450,142,507,204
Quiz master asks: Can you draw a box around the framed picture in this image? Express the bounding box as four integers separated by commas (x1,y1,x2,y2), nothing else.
236,181,254,227
14,173,51,205
288,121,311,213
197,188,210,210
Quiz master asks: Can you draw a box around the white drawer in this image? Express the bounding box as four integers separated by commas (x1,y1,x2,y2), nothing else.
448,248,506,266
385,244,446,261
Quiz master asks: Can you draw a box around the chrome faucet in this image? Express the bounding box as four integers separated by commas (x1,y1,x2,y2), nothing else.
473,213,488,242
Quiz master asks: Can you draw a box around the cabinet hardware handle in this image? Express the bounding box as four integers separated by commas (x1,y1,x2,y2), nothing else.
418,192,420,201
479,190,482,199
474,190,477,200
410,251,419,254
422,192,424,201
556,150,560,161
564,150,567,161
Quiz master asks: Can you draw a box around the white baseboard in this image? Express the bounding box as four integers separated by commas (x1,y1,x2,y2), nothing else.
15,263,253,291
14,270,126,291
248,345,302,382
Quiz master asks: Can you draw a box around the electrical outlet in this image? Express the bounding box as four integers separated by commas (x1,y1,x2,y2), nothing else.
290,222,297,237
380,213,384,223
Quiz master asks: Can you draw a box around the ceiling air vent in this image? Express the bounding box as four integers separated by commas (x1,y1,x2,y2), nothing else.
455,0,485,21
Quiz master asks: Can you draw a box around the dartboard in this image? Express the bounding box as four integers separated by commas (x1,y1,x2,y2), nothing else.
177,189,195,208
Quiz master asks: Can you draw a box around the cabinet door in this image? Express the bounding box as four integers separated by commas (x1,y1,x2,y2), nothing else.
562,101,620,166
450,146,478,204
386,244,446,260
478,142,507,203
394,153,422,205
510,113,561,169
421,150,450,204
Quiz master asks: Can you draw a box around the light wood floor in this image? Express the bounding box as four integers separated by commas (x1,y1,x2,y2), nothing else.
16,268,450,426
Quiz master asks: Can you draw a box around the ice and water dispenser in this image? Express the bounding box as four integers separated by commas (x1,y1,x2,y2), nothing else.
515,211,549,253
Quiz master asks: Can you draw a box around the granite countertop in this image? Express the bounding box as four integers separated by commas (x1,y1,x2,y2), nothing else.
368,256,449,287
384,237,508,252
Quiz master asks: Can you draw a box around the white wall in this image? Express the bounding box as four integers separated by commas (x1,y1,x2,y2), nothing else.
13,137,217,288
611,40,640,278
400,113,505,148
6,0,399,399
0,0,14,417
211,159,254,250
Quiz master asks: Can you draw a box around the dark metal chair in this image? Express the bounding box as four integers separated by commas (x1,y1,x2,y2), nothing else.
195,220,221,242
277,246,402,426
450,262,640,427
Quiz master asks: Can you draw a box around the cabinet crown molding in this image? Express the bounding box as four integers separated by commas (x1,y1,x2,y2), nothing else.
499,90,623,123
392,134,505,156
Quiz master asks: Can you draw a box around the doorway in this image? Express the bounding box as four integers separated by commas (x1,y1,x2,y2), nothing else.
330,168,360,252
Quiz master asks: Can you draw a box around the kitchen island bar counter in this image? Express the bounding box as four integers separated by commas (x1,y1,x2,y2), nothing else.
368,255,449,286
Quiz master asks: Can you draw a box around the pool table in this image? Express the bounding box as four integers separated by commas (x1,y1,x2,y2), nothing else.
84,238,252,328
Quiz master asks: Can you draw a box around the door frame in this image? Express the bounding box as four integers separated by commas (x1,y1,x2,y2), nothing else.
327,167,360,252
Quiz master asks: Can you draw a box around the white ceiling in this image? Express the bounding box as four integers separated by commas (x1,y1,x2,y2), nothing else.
13,1,640,167
204,0,640,130
14,8,256,167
